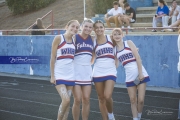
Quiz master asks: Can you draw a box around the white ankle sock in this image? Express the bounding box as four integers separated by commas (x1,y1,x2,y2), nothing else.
133,118,138,120
127,26,130,28
108,112,114,119
122,26,124,28
138,113,142,120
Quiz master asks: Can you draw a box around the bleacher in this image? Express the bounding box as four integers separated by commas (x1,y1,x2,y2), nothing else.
91,0,180,35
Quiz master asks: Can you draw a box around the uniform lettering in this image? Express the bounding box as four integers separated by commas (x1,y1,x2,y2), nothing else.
119,53,133,62
77,42,93,50
61,48,75,55
96,47,113,56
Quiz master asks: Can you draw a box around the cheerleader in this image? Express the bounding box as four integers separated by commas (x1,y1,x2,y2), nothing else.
72,19,94,120
92,20,117,120
111,28,150,120
50,20,80,120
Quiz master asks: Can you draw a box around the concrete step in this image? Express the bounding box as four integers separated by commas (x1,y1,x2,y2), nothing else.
104,23,162,27
136,7,156,14
93,14,155,23
136,14,154,23
153,0,180,6
103,30,178,35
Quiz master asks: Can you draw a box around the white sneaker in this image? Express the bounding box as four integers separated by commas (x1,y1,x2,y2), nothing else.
164,29,174,32
109,118,115,120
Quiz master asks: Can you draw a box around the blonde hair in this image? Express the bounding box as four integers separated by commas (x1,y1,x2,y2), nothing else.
81,18,94,26
111,28,123,47
36,18,45,29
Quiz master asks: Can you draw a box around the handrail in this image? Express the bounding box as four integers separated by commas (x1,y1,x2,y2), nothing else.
1,27,180,32
1,27,179,35
27,10,53,30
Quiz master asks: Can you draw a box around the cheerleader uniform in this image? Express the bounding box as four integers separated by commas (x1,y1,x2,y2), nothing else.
74,34,94,85
54,34,75,86
116,41,150,87
92,35,117,82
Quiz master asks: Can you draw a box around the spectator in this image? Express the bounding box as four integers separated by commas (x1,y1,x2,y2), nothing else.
105,1,124,28
31,18,45,35
161,15,180,32
119,0,127,13
152,0,169,32
169,0,180,25
118,3,136,29
162,5,180,32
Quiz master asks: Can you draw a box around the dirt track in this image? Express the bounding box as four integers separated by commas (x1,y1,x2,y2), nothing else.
0,0,93,30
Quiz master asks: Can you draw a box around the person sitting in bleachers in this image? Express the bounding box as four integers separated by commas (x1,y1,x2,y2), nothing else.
169,0,180,25
31,18,45,35
118,3,136,30
104,1,124,28
161,13,180,32
161,0,180,32
119,0,127,14
152,0,169,32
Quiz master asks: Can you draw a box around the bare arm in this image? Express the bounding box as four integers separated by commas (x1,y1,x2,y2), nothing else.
91,36,95,65
128,13,133,18
127,40,144,80
169,7,174,16
50,35,61,84
115,55,119,68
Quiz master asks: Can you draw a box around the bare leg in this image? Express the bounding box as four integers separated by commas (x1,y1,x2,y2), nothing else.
127,86,138,118
170,20,180,27
123,16,130,26
136,83,146,120
56,85,73,120
82,85,92,120
95,82,108,120
114,16,120,27
62,86,73,120
118,16,123,27
104,80,115,113
72,85,82,120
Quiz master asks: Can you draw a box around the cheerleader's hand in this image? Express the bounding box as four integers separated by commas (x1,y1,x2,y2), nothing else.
50,76,56,85
139,73,145,81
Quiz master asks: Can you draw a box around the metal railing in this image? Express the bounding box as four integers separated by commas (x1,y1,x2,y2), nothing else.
3,10,54,35
27,10,53,29
1,27,180,35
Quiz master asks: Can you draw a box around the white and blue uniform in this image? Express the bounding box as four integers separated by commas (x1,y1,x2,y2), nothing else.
54,34,75,86
116,41,150,87
74,34,94,85
92,35,117,82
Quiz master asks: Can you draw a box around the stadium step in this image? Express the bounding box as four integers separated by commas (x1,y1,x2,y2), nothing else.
90,30,177,35
136,7,156,14
136,14,154,23
91,0,180,34
153,0,180,6
104,23,162,27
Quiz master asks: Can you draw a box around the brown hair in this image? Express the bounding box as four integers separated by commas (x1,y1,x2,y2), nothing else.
36,18,45,29
65,20,79,28
159,0,167,5
124,2,130,8
113,1,119,5
93,20,105,28
111,28,123,47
